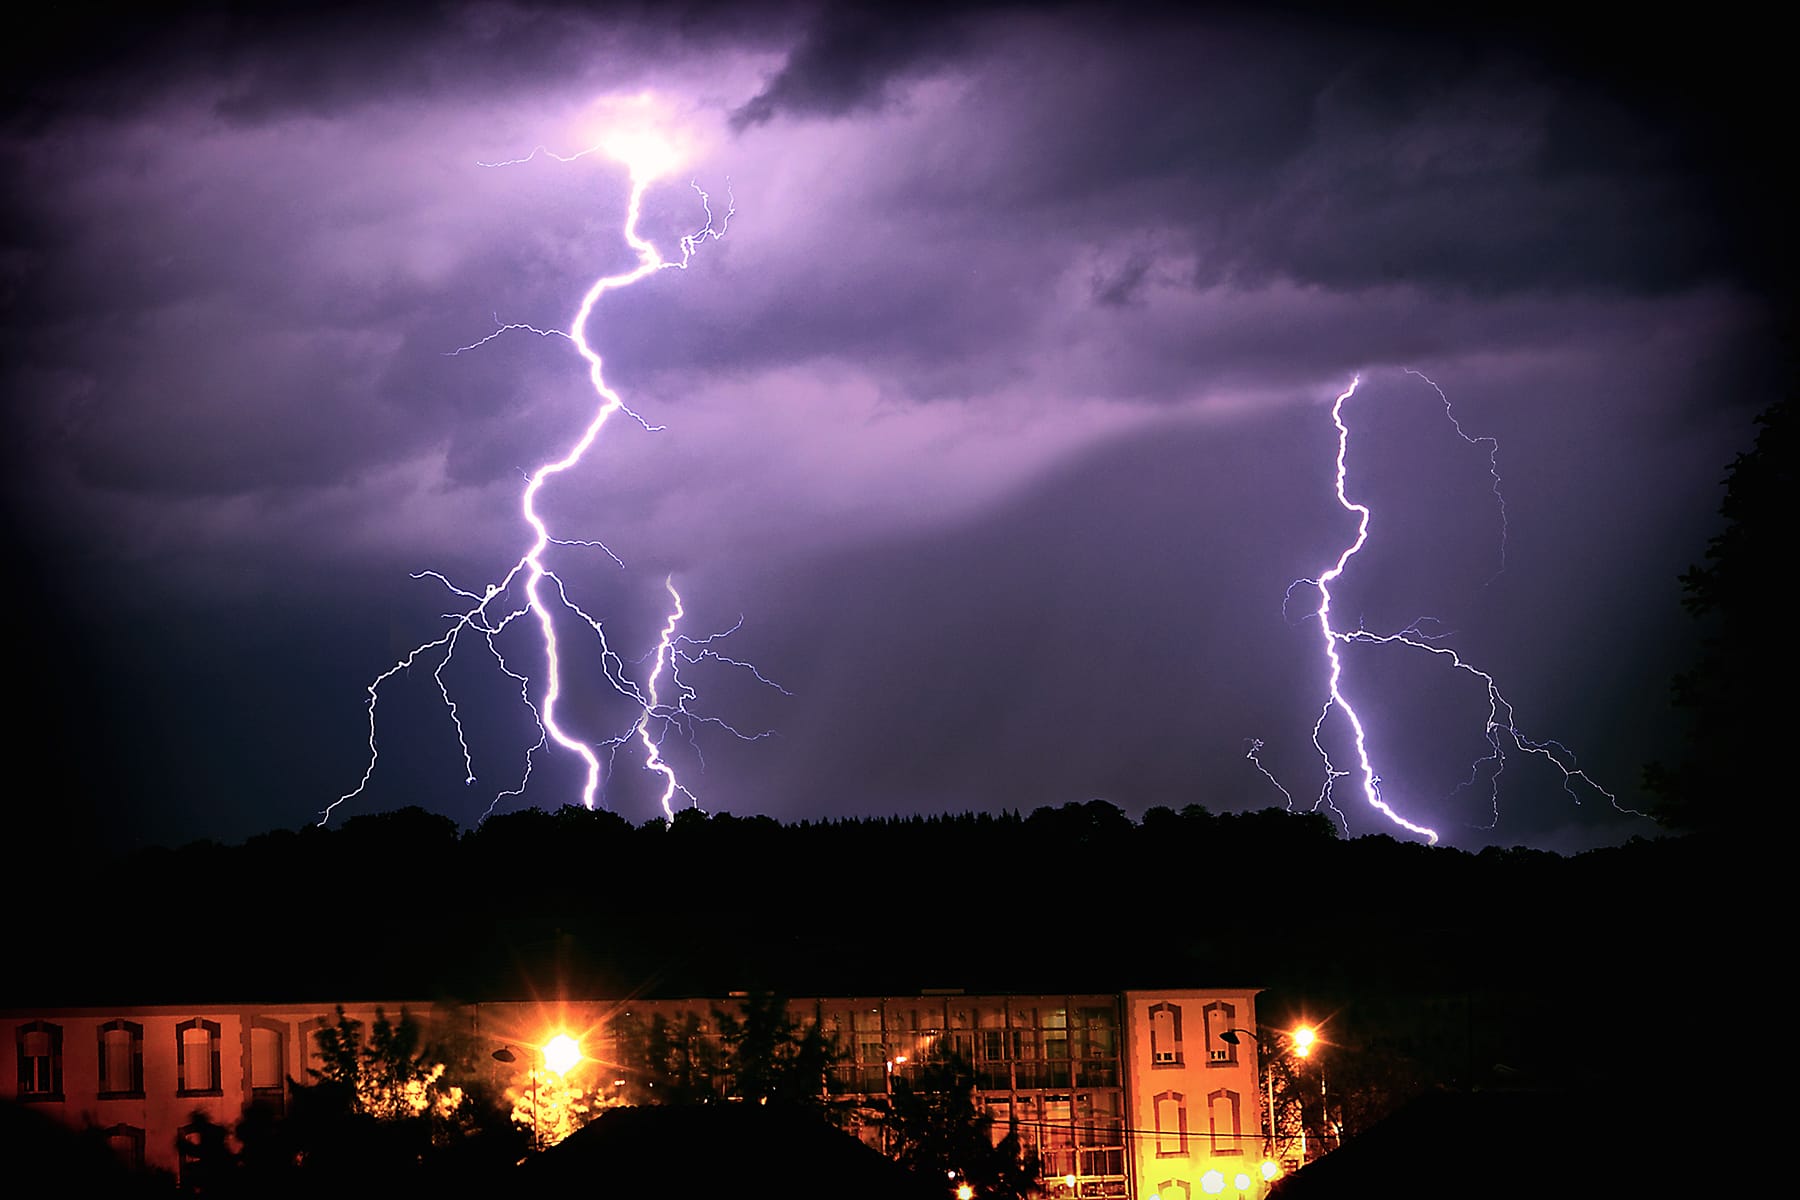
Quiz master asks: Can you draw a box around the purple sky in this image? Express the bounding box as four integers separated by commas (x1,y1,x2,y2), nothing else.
5,3,1784,853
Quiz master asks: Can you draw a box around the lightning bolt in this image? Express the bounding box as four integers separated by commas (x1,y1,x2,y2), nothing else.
325,126,781,826
1243,738,1294,807
1251,373,1642,843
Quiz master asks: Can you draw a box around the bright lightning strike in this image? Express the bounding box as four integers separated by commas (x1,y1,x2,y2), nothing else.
1243,738,1293,807
325,119,780,827
1251,373,1643,843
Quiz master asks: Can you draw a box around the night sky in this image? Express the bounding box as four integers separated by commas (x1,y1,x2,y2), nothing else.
5,2,1784,855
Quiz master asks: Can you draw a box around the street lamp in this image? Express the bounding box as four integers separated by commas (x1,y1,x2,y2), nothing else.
1217,1029,1277,1167
544,1033,583,1076
492,1044,538,1151
1219,1026,1323,1169
496,1032,585,1151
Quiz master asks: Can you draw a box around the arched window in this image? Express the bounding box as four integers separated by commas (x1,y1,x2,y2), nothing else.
177,1018,222,1096
1207,1088,1243,1155
1154,1089,1187,1157
105,1124,145,1170
98,1019,144,1097
1202,1001,1237,1066
1149,1002,1183,1067
15,1021,62,1100
250,1019,288,1112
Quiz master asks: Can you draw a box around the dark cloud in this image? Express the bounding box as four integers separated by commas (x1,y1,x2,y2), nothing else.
729,1,999,129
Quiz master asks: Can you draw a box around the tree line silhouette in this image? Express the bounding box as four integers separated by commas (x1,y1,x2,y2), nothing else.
26,798,1722,1102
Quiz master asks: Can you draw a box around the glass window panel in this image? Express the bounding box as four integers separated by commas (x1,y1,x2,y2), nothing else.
182,1027,213,1091
102,1028,134,1092
251,1027,282,1090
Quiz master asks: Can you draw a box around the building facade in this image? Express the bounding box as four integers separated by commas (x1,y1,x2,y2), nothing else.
3,1001,414,1177
7,988,1268,1195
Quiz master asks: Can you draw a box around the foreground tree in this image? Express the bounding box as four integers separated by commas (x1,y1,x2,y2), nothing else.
880,1051,1038,1200
220,1007,518,1197
309,1005,463,1123
1646,392,1792,832
716,993,839,1114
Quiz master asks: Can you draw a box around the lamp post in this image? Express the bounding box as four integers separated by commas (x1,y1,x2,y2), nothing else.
1220,1025,1323,1171
1288,1026,1330,1157
881,1047,908,1156
1217,1029,1277,1167
495,1033,584,1152
492,1045,537,1150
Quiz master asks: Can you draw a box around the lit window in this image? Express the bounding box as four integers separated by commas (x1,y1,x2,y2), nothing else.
16,1021,63,1100
987,1098,1013,1147
177,1018,222,1095
251,1024,285,1092
1044,1094,1074,1150
98,1020,144,1097
1080,1147,1125,1176
1207,1088,1243,1154
1155,1090,1187,1156
1202,1002,1237,1066
1149,1003,1183,1066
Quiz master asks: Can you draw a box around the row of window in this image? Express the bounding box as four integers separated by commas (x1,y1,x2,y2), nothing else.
1153,1088,1244,1158
15,1019,284,1101
1147,1001,1241,1068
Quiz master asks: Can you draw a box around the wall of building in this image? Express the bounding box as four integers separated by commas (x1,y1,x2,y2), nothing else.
3,1002,414,1177
9,989,1266,1195
1122,989,1268,1200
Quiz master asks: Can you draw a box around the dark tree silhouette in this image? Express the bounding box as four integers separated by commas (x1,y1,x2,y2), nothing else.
715,993,839,1114
880,1050,1038,1200
1646,392,1792,831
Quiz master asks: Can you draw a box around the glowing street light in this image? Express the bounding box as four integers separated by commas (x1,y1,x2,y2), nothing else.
494,1032,582,1151
1220,1025,1326,1168
544,1033,583,1076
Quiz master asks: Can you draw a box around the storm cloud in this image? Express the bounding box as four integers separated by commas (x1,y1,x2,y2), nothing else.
3,1,1782,853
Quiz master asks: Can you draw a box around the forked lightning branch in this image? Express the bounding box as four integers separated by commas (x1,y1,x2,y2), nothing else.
326,118,782,827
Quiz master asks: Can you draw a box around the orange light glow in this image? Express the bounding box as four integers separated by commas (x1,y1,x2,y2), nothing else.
543,1033,582,1075
956,1185,974,1200
1292,1025,1316,1057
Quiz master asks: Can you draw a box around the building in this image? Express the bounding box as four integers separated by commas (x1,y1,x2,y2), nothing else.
6,987,1271,1195
3,1001,414,1177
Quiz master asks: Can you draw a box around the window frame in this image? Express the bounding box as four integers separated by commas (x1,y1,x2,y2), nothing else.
1149,1002,1184,1067
1202,1001,1238,1067
16,1020,63,1101
176,1017,223,1097
97,1019,146,1099
1154,1089,1188,1157
104,1123,147,1170
1207,1087,1244,1155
